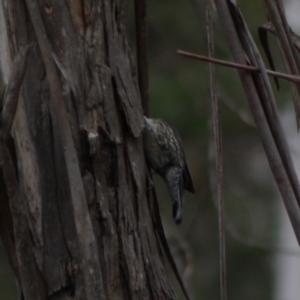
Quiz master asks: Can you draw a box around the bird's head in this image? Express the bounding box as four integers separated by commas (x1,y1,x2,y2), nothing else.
143,116,162,134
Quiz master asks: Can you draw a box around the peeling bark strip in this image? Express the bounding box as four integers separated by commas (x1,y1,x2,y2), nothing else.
24,1,105,299
0,1,177,299
0,131,46,299
2,45,30,139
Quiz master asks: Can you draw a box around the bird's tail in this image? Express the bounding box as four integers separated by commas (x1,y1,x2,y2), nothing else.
172,192,182,224
165,167,184,224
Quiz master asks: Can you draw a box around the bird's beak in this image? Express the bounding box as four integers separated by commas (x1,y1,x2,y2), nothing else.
143,116,152,130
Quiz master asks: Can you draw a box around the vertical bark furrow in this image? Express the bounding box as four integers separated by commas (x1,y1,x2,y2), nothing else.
103,0,144,137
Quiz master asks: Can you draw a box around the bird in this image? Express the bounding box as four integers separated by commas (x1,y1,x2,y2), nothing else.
143,116,195,224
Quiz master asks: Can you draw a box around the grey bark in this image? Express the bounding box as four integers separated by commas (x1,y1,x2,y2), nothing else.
0,1,175,299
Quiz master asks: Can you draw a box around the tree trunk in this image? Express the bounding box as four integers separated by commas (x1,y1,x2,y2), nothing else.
0,1,175,299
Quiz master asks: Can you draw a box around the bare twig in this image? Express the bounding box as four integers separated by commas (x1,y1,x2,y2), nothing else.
205,1,227,299
260,22,300,54
177,50,300,84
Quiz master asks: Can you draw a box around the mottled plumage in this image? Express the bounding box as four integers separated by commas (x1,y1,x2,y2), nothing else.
143,117,195,224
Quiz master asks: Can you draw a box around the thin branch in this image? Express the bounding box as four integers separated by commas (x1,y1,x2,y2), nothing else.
177,50,300,84
205,1,227,300
260,22,300,54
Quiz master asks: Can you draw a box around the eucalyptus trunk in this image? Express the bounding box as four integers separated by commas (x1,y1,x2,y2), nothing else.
0,1,175,299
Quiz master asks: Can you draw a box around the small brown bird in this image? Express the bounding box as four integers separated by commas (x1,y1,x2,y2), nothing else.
143,117,195,224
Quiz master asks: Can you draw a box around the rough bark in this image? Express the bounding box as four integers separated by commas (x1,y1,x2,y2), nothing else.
0,1,175,299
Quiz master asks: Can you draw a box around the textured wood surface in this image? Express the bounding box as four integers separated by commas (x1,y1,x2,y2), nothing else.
0,1,175,299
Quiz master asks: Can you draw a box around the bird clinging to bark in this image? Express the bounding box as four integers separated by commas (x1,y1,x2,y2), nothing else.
143,117,195,224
